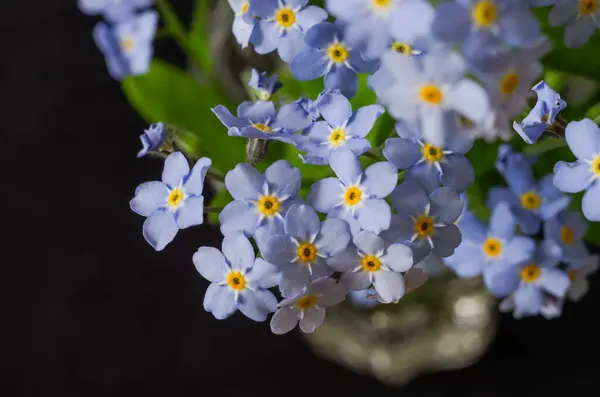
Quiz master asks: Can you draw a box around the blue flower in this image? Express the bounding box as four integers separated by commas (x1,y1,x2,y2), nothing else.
488,241,569,318
194,233,280,321
549,0,600,48
495,144,537,177
553,119,600,221
383,121,475,192
327,231,414,303
445,202,535,280
544,210,589,264
219,160,303,248
270,276,346,334
248,69,283,101
249,0,328,62
294,88,341,121
382,181,463,262
369,49,489,146
431,0,540,56
261,204,351,297
130,152,212,251
307,149,397,234
79,0,154,22
228,0,257,49
566,254,598,301
137,122,166,157
92,10,158,80
298,92,384,165
290,22,379,98
212,100,312,146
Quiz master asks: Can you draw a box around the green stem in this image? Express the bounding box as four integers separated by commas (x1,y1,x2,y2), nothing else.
362,150,384,162
204,206,224,213
207,170,225,183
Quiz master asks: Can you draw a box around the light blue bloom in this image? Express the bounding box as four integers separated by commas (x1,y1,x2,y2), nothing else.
495,144,537,177
307,149,397,234
137,122,166,158
488,241,569,318
369,49,489,146
431,0,540,56
219,160,303,248
295,89,341,121
513,80,567,144
79,0,154,22
249,0,328,62
248,69,283,101
383,121,475,192
290,22,379,98
327,231,413,303
270,276,346,334
92,10,158,80
544,210,589,265
261,204,351,297
445,202,535,280
193,233,280,321
566,254,598,301
382,181,463,262
553,119,600,221
130,152,211,251
212,100,312,146
228,0,257,49
549,0,600,48
298,92,384,165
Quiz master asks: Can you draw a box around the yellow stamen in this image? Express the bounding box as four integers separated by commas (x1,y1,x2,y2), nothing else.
296,242,318,263
241,2,249,14
483,237,502,258
419,84,443,105
372,0,392,7
252,123,272,133
276,8,296,28
472,0,497,27
561,226,574,246
167,188,185,208
520,264,541,283
227,271,247,290
520,191,541,211
568,269,577,281
296,295,318,309
591,156,600,176
500,72,520,95
361,255,382,272
257,195,280,216
579,0,598,15
414,215,435,238
344,186,362,206
327,43,349,63
422,144,444,163
392,42,412,55
329,128,346,147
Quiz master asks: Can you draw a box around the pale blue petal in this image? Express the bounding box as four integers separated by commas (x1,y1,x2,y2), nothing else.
299,307,326,333
348,105,384,138
325,0,365,20
232,16,255,48
447,134,474,154
296,6,328,31
504,236,536,266
553,161,591,193
308,177,344,213
329,148,363,185
193,247,228,283
249,0,278,17
487,187,519,209
390,180,429,217
405,163,442,194
373,271,405,303
361,161,398,198
353,231,385,256
212,105,247,129
419,106,446,148
431,2,471,43
548,1,577,26
344,138,372,156
583,181,600,221
445,242,486,278
219,200,259,237
285,204,320,241
277,28,304,62
381,243,413,272
142,209,178,251
315,218,351,256
176,196,204,229
489,203,515,239
248,258,280,289
222,233,256,271
130,181,168,217
318,93,353,126
238,100,276,122
458,213,487,243
512,207,541,235
390,0,435,43
379,214,414,244
262,234,297,266
280,263,311,297
347,50,379,74
303,21,338,49
440,154,474,192
184,157,212,196
539,268,570,297
264,159,301,197
162,152,190,188
238,289,278,321
565,17,596,48
498,8,540,46
565,118,600,160
514,284,543,314
429,187,463,224
431,224,462,257
225,163,267,200
253,19,280,54
270,306,299,334
484,262,520,297
324,65,358,98
446,79,490,126
383,138,422,169
291,48,329,80
357,198,392,234
327,246,360,272
203,284,237,320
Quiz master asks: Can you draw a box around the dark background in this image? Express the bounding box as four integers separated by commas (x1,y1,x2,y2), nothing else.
2,0,599,395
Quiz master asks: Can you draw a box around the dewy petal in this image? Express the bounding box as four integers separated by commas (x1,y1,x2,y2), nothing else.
565,17,596,48
489,203,515,240
381,243,413,272
357,198,392,234
272,103,313,133
308,177,344,213
327,246,360,272
431,2,471,43
329,148,363,186
162,152,190,188
285,204,321,242
440,154,475,192
219,200,260,237
130,181,168,217
446,79,489,125
360,161,398,199
390,180,429,217
353,231,385,256
299,307,326,333
193,247,229,283
280,264,311,298
552,161,591,193
373,271,405,303
222,233,256,271
261,234,297,267
291,47,329,81
429,187,463,224
270,306,299,334
264,159,302,198
142,209,178,251
315,218,351,256
318,92,353,127
566,119,600,160
324,65,359,99
176,196,204,229
225,163,267,201
582,181,600,221
203,284,237,320
347,104,385,138
184,157,212,196
383,138,422,170
238,289,278,322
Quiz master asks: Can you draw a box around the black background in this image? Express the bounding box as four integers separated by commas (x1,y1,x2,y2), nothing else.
2,0,599,395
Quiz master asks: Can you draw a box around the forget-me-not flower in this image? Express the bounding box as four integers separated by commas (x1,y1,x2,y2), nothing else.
194,233,280,321
495,144,537,177
219,160,303,248
137,122,166,158
228,0,257,49
130,152,212,251
445,202,535,280
270,276,346,334
328,231,413,303
261,204,351,297
250,0,328,62
544,210,589,264
383,121,475,192
553,119,600,221
79,0,154,22
307,149,398,235
291,22,379,98
248,69,283,101
212,100,312,146
549,0,600,48
298,92,384,165
566,254,598,301
295,89,341,121
93,10,158,80
369,49,489,146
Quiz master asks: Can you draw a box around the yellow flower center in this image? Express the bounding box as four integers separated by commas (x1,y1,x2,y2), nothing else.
344,186,362,206
392,42,412,55
252,123,272,133
568,269,577,281
579,0,598,15
329,128,347,147
167,188,185,208
422,144,444,163
560,226,574,246
500,72,520,95
520,264,541,283
327,43,349,63
276,8,296,27
483,237,502,258
296,295,318,310
227,271,247,290
372,0,392,7
257,195,280,216
120,36,135,52
419,84,444,105
591,156,600,176
414,215,435,238
520,191,542,211
472,0,497,27
241,2,249,14
296,242,318,263
361,255,382,272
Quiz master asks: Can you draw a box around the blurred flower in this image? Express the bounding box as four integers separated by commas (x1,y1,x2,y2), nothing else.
79,0,154,22
544,210,589,264
248,69,283,101
566,254,599,301
549,0,600,48
228,0,257,49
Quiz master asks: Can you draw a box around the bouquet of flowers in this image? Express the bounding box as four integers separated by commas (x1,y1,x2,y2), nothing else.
80,0,600,336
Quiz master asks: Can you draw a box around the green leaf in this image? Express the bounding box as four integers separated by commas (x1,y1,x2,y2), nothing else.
122,60,245,173
466,139,500,177
188,0,213,74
